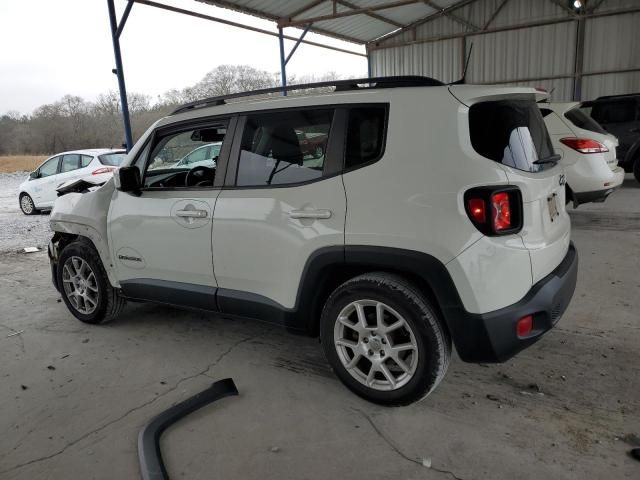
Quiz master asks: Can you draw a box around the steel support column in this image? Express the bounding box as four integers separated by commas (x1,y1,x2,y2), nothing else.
278,27,287,96
107,0,134,152
573,13,586,101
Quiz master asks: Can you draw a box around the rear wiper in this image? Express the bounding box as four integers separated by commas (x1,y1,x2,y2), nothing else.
534,154,561,165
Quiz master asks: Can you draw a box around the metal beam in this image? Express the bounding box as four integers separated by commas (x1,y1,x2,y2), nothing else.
115,0,134,39
548,0,579,17
133,0,366,56
279,0,424,28
278,28,287,96
107,0,133,152
572,12,586,100
424,0,480,31
372,0,480,43
196,0,364,44
483,0,509,30
336,0,404,28
285,24,312,65
370,5,640,49
473,66,640,86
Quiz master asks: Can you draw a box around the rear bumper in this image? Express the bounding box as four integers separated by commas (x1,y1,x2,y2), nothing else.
450,242,578,363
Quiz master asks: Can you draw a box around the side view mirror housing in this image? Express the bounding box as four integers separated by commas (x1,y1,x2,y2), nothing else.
114,166,141,194
29,171,39,180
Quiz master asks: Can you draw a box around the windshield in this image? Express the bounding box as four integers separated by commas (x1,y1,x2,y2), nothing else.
565,107,607,135
469,99,556,172
98,152,126,166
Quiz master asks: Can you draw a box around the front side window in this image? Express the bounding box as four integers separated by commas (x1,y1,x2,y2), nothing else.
60,154,80,173
142,123,228,188
236,109,333,187
470,99,557,172
38,156,60,177
345,107,386,170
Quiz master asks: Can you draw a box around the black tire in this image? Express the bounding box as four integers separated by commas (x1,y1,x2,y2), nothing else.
633,155,640,183
320,273,451,406
19,193,38,215
57,239,125,324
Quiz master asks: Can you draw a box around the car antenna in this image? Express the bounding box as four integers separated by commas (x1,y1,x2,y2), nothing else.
450,43,473,85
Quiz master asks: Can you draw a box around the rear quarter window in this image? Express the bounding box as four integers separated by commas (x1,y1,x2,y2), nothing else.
99,152,126,166
469,99,556,172
565,108,607,134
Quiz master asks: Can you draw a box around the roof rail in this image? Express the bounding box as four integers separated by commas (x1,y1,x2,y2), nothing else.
594,92,640,101
170,76,444,115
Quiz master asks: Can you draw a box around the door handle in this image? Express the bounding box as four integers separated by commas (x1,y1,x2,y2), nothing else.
289,209,332,219
175,209,208,218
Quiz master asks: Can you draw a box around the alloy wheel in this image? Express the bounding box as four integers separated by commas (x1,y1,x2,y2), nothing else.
20,195,33,214
333,300,419,391
62,256,99,314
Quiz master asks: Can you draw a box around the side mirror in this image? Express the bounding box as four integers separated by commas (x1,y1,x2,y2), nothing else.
114,166,141,194
29,171,38,180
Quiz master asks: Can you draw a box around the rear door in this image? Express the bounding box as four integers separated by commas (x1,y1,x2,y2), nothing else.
463,91,571,283
212,107,346,320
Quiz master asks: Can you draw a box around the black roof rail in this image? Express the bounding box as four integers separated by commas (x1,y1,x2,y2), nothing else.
170,75,444,115
593,92,640,101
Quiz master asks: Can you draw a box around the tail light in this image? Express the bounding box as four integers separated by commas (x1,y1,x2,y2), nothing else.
92,167,116,175
464,186,523,236
560,137,608,154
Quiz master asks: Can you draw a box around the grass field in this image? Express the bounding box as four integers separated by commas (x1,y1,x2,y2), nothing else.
0,155,47,173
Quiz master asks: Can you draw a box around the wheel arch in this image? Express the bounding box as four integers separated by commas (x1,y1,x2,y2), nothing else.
295,246,462,342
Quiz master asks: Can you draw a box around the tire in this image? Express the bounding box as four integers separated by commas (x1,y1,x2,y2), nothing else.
57,239,125,324
633,155,640,183
320,272,451,406
19,193,38,215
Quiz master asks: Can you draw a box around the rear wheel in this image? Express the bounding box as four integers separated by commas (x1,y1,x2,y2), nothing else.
320,273,451,406
19,193,37,215
57,240,125,324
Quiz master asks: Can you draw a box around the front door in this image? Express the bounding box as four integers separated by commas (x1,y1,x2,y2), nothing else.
108,119,232,308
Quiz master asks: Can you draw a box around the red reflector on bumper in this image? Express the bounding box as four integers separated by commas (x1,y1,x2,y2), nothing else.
516,315,533,338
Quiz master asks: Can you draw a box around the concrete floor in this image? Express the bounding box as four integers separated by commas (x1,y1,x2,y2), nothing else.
0,177,639,480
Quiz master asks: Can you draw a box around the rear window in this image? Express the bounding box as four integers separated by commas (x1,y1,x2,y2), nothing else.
469,99,556,172
99,152,126,166
591,100,637,124
565,107,606,134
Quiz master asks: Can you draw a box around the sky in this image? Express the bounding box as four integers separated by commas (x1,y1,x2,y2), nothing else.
0,0,368,114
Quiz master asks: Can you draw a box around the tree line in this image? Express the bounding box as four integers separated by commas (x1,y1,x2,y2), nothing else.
0,65,341,156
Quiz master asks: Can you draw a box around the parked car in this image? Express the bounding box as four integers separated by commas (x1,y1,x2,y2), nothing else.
580,93,640,181
48,77,577,405
18,149,126,215
172,142,221,169
540,103,624,206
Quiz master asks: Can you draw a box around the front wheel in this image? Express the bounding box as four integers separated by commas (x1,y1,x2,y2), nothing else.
57,240,125,324
19,193,37,215
320,273,451,406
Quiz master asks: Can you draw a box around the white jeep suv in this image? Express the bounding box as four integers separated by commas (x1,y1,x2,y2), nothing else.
48,77,578,405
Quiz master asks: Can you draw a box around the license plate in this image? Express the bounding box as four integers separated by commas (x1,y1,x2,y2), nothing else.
547,193,560,221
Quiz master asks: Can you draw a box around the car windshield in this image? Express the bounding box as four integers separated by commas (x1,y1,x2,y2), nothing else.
98,152,126,166
469,99,557,172
565,107,607,135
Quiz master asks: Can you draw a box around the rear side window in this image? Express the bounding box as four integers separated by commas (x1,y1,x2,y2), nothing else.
591,100,636,124
565,107,607,134
99,152,126,166
81,155,93,168
469,99,556,172
60,154,80,173
236,109,333,187
345,107,386,169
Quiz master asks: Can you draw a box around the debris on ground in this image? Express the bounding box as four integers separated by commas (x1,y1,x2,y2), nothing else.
6,330,24,338
269,446,280,453
81,338,90,343
22,247,40,253
422,457,432,468
20,385,28,390
47,365,56,370
630,448,640,462
60,354,70,359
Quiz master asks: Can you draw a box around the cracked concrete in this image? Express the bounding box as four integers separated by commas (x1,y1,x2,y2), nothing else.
0,176,639,479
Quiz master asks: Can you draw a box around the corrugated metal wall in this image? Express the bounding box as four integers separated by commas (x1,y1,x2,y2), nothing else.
370,0,640,101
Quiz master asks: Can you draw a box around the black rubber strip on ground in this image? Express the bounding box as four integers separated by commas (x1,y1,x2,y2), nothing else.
138,378,239,480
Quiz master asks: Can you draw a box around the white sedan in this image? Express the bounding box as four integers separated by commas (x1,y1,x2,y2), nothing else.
540,103,624,206
18,149,126,215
